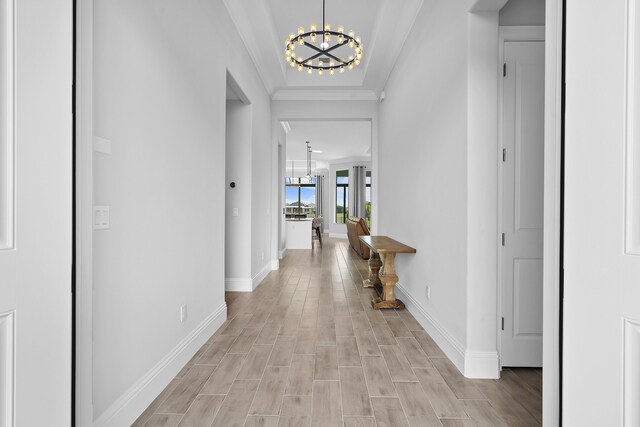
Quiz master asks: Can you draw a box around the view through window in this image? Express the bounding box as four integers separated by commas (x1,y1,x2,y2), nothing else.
336,170,349,223
285,177,316,218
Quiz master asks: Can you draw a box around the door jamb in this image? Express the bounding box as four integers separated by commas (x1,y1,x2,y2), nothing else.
542,1,564,425
496,26,545,369
75,0,94,424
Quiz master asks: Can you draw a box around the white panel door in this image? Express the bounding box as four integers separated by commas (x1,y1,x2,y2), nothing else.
563,0,640,424
501,41,545,367
0,0,72,425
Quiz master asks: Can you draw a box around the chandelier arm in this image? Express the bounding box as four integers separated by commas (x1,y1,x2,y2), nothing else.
321,51,344,64
300,52,325,63
299,41,350,65
303,43,326,55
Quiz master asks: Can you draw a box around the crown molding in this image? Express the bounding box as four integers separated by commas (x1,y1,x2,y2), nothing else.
375,0,424,93
222,0,285,95
272,89,379,101
469,0,509,12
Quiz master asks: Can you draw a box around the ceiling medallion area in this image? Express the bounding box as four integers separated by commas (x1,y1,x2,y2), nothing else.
284,0,364,75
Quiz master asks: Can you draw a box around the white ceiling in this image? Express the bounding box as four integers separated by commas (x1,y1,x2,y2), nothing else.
284,121,371,166
223,0,424,99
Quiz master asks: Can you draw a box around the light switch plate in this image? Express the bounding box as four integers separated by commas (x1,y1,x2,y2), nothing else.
93,206,110,230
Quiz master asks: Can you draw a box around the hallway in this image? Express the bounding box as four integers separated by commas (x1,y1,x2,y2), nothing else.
134,238,541,427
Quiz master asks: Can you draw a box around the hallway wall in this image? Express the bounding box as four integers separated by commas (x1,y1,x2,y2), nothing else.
378,0,470,364
378,0,509,378
92,0,272,423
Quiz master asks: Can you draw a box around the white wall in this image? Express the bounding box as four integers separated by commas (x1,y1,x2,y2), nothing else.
250,91,273,281
225,100,252,281
92,0,272,423
378,0,508,377
379,0,470,362
499,0,545,26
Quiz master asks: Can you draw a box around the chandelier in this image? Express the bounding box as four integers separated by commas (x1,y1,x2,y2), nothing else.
305,141,312,181
285,0,363,75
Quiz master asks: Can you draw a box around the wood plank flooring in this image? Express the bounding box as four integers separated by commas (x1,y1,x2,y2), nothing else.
134,238,542,427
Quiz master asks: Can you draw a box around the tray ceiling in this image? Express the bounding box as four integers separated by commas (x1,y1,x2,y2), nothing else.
223,0,424,99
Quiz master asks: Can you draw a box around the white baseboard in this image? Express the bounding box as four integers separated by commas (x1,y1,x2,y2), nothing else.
278,248,286,259
464,350,500,379
395,283,499,379
270,259,279,270
225,277,252,292
252,263,271,290
329,233,348,239
395,283,466,374
94,303,227,427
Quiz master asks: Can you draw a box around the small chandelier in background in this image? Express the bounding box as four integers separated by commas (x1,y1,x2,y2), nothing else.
285,0,363,75
306,141,313,181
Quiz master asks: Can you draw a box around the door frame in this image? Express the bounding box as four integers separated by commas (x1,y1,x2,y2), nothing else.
75,0,94,424
542,1,564,425
496,26,545,367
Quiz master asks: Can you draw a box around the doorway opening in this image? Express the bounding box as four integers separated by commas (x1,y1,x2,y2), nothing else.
278,119,373,252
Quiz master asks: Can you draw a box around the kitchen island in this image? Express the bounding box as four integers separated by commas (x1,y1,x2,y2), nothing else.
286,218,312,249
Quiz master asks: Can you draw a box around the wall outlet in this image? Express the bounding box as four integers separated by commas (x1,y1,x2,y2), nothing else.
180,304,187,323
426,286,431,300
261,251,265,261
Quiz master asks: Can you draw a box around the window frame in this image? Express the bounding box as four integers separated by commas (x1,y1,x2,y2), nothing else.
285,177,316,218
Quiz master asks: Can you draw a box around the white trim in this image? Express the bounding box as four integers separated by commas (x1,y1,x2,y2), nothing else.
395,284,466,375
278,248,287,259
625,0,640,255
542,1,562,425
270,259,280,270
221,0,280,94
75,0,94,423
225,277,252,292
329,232,348,239
93,303,227,427
464,351,500,379
252,263,271,289
0,0,14,251
496,25,545,368
0,311,15,427
624,318,640,426
272,90,379,101
226,264,271,292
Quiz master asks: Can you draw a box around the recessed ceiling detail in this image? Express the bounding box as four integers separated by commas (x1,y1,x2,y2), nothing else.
284,0,363,75
223,0,424,99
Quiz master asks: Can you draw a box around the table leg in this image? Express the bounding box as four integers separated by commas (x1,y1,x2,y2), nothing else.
371,253,405,310
362,251,382,288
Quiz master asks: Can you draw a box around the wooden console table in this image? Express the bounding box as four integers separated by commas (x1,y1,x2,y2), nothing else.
359,236,416,310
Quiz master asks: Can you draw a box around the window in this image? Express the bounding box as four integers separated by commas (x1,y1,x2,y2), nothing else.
365,171,372,228
285,177,316,218
336,170,349,223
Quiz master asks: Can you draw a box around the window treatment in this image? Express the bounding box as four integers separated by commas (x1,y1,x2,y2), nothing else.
314,174,324,232
352,166,367,219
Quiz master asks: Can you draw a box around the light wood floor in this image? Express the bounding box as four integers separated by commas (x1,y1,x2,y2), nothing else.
133,238,542,427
